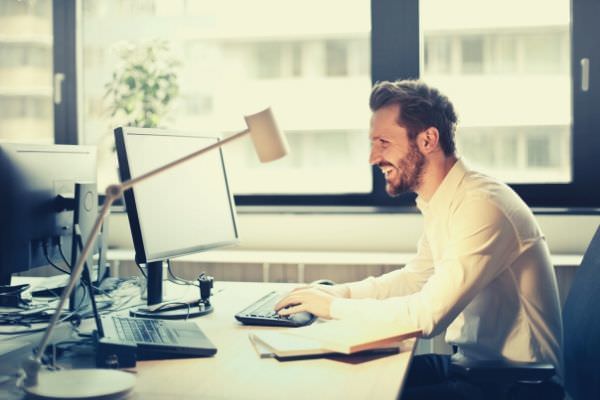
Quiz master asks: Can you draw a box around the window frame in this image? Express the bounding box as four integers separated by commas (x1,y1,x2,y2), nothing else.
64,0,600,210
53,0,78,145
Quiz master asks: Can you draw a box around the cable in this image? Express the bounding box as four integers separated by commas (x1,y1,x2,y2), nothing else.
148,301,192,320
44,256,70,275
167,260,199,287
43,338,95,371
92,284,113,299
0,307,78,335
99,279,146,313
64,234,111,298
58,240,71,268
102,296,144,314
42,242,70,275
71,279,89,316
28,284,62,300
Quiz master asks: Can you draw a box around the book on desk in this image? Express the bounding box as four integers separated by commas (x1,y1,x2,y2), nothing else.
249,318,421,359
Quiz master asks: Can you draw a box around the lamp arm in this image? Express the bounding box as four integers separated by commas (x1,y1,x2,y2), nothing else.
23,127,250,385
32,198,113,365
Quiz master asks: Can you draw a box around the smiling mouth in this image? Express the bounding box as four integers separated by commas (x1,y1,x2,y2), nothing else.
380,166,395,179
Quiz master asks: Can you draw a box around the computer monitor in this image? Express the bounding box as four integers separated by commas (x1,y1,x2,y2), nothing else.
114,127,239,319
0,143,101,311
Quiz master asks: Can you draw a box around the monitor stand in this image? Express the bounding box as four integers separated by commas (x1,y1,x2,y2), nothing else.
129,260,213,320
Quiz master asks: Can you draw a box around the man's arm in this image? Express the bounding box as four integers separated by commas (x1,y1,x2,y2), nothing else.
276,231,434,317
344,233,435,299
329,198,517,335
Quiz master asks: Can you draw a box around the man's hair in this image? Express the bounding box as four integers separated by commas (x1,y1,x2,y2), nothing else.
369,80,458,156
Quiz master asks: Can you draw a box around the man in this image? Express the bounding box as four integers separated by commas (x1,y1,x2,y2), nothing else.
275,80,563,399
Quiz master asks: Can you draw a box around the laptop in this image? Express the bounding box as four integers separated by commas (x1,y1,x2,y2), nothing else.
72,223,217,360
99,314,217,359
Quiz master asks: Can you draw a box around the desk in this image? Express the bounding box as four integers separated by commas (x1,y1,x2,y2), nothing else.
1,279,416,400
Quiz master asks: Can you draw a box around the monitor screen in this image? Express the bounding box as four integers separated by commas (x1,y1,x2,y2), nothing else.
0,143,97,284
114,127,239,264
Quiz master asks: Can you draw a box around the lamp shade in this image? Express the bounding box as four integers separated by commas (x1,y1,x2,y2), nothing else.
244,107,289,163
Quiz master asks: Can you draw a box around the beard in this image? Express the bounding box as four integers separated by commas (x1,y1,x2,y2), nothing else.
384,141,425,197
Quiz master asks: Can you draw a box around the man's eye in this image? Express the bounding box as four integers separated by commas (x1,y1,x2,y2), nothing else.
370,138,389,147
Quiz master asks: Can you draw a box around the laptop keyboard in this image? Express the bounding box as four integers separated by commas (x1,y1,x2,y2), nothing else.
113,316,177,344
235,291,316,327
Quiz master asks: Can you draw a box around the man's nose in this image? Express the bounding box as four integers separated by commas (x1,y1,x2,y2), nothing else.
369,147,381,166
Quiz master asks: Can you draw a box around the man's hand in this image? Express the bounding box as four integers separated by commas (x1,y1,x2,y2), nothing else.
275,284,350,319
311,283,350,299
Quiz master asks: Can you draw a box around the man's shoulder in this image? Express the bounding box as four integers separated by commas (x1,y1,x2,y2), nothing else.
453,170,541,239
458,169,524,206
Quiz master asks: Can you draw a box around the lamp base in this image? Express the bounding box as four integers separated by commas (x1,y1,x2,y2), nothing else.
23,369,135,400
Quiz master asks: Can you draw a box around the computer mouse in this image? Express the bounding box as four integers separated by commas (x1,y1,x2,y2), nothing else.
311,279,336,286
287,311,316,326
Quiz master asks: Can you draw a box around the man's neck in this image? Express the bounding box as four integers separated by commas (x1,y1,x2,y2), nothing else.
416,155,458,202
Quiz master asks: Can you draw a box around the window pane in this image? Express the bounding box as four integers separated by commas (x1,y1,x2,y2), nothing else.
80,0,372,194
420,0,571,183
0,0,53,143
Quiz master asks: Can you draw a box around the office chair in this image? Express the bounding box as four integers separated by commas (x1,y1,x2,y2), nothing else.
449,225,600,400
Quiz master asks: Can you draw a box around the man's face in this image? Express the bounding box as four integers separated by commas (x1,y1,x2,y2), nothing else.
369,104,425,197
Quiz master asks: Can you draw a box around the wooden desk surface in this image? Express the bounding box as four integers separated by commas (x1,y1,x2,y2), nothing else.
0,280,415,400
134,281,415,400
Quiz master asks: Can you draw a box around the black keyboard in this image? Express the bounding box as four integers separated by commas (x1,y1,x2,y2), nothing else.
235,291,317,327
113,316,177,344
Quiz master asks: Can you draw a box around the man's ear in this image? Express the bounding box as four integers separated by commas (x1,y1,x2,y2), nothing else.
416,127,440,154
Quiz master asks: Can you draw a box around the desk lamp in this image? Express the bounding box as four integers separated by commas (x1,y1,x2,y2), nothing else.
20,108,289,399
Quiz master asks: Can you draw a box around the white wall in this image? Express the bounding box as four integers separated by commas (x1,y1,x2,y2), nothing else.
108,211,600,255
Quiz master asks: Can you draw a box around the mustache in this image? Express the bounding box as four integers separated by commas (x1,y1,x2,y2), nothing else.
377,162,395,169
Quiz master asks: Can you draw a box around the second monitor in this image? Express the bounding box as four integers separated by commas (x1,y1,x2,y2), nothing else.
114,127,239,319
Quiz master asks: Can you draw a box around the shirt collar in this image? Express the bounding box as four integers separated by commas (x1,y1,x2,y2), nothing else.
416,158,468,215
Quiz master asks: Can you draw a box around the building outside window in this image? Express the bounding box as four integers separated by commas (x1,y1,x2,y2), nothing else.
3,0,591,208
420,0,571,185
79,0,372,195
0,0,53,143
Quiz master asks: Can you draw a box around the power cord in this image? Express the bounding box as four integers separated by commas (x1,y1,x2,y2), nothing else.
57,240,71,268
147,301,192,320
42,241,70,275
166,260,200,287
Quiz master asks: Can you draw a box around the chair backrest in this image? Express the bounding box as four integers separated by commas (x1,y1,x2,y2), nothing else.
563,226,600,400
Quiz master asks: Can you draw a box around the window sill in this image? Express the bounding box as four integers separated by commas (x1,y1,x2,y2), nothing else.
109,204,600,215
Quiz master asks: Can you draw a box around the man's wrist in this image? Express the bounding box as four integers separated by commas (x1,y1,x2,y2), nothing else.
335,284,351,299
330,297,354,319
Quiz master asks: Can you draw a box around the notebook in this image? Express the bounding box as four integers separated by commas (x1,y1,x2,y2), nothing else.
249,318,421,358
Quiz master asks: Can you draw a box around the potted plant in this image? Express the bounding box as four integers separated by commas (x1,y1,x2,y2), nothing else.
98,40,180,189
104,40,180,128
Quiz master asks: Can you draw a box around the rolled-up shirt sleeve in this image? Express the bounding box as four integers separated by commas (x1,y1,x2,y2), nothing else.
330,198,517,337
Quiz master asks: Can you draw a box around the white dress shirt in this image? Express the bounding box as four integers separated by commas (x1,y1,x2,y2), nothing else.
330,159,563,374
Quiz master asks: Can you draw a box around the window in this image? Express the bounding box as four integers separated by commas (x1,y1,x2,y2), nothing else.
373,0,600,208
254,43,284,79
420,0,572,185
460,37,484,74
424,37,452,74
326,40,349,76
79,0,372,197
0,0,54,143
9,0,591,208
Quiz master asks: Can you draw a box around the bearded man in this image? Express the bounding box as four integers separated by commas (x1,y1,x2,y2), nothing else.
276,80,562,399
